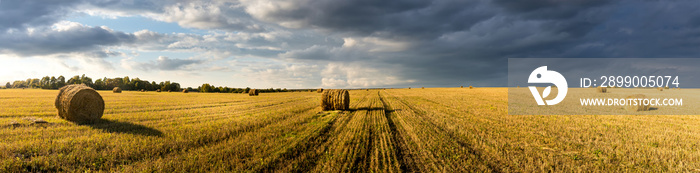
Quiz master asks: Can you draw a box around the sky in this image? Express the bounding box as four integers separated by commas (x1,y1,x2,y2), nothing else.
1,0,700,88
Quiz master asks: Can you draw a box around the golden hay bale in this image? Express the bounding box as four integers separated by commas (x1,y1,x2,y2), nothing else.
168,90,172,92
657,87,663,91
249,89,259,96
664,86,670,89
321,89,350,111
182,90,189,93
408,87,411,89
460,86,463,88
141,89,145,92
366,89,369,91
156,89,161,92
625,94,650,111
54,84,104,123
597,87,607,93
113,87,122,93
317,88,324,93
421,87,425,89
469,86,473,89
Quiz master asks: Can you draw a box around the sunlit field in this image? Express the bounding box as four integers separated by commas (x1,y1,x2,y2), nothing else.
1,88,700,172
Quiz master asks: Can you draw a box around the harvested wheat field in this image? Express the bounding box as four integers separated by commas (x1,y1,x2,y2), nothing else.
1,88,700,172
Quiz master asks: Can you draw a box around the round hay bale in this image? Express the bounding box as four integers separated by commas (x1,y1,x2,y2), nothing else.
625,94,650,111
408,87,411,89
249,89,259,96
657,87,663,91
597,87,607,93
113,87,122,93
421,87,425,89
469,86,473,89
321,89,350,111
168,90,172,92
182,89,189,93
54,84,104,123
156,89,161,92
366,89,369,91
460,86,463,88
317,88,324,93
141,89,145,92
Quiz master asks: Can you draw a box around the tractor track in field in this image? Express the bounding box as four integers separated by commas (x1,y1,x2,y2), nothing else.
252,112,341,172
382,91,506,173
116,103,320,170
378,91,413,172
108,96,307,114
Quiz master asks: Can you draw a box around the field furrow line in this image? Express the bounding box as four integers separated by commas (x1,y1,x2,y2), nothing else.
383,91,502,172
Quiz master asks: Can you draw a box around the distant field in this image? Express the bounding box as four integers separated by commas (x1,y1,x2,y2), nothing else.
1,88,699,172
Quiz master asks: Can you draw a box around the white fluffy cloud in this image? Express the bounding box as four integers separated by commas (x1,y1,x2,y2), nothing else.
321,63,413,88
121,56,203,71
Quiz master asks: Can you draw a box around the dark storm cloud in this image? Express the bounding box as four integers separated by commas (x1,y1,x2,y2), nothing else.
245,0,496,39
3,0,700,87
0,23,136,57
0,0,81,31
492,0,611,19
259,0,700,87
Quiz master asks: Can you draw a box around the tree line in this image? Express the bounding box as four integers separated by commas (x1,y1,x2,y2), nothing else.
2,74,310,93
197,83,296,93
3,74,184,92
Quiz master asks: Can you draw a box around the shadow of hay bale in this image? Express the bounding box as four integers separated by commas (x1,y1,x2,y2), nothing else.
83,119,163,137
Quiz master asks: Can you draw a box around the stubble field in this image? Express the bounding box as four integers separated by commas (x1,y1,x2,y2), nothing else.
1,88,699,172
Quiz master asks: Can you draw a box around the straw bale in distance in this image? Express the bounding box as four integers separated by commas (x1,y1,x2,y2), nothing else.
625,94,650,111
182,89,188,93
657,87,663,91
113,87,122,93
321,89,350,111
249,89,259,96
597,87,607,93
460,86,463,88
469,86,473,89
54,84,104,123
317,88,324,93
421,87,424,89
156,89,161,92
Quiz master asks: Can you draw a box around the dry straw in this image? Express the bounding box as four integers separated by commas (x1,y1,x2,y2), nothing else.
182,89,189,93
141,89,145,92
469,86,473,89
597,87,607,93
657,87,664,91
461,86,463,88
55,84,104,123
317,88,324,93
113,87,122,93
625,94,650,111
156,89,161,92
321,89,350,111
421,87,425,89
249,89,259,96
